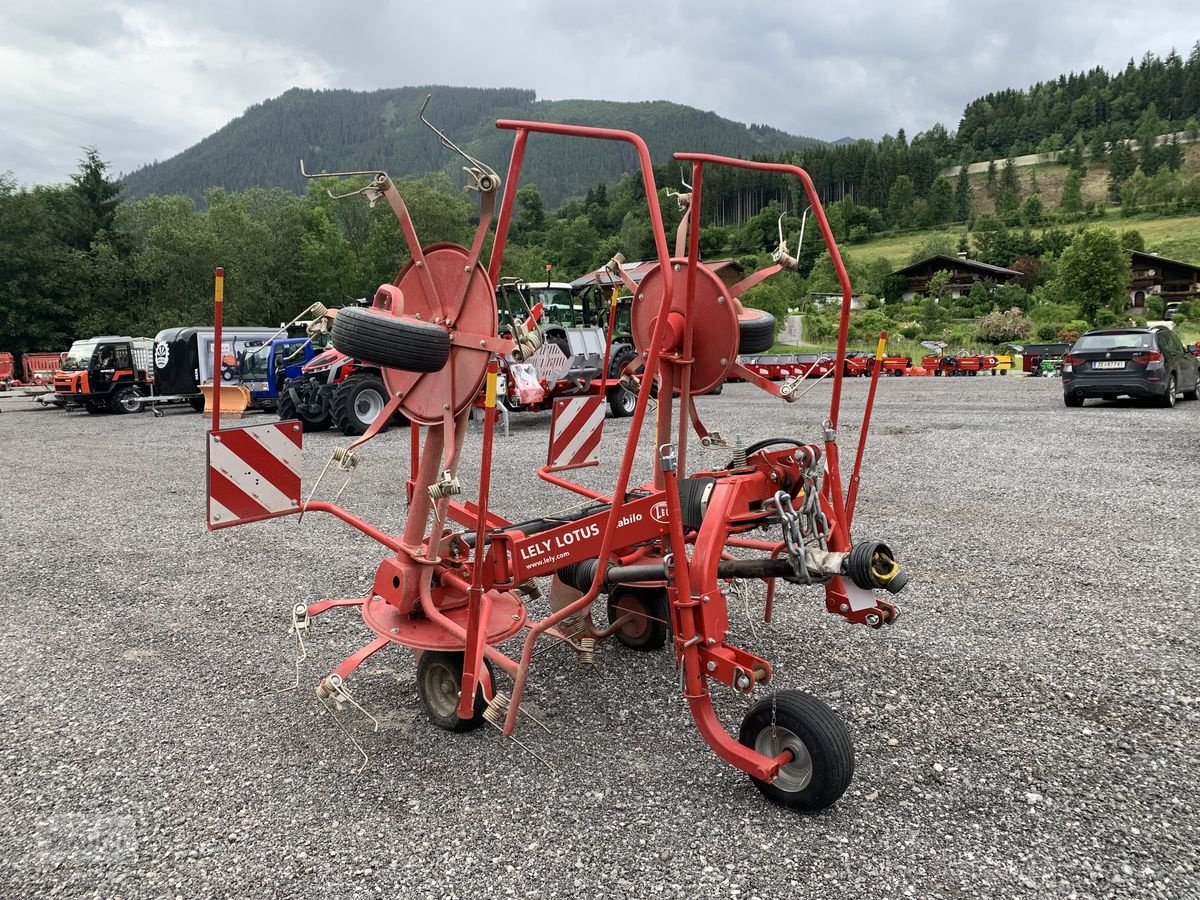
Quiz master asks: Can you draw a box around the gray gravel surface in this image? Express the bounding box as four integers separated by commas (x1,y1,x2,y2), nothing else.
1,377,1197,900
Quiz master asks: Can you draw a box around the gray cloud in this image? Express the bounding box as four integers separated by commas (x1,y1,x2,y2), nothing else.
2,1,1197,186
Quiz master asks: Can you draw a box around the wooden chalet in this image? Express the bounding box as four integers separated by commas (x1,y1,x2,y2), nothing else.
1126,250,1200,312
891,254,1022,302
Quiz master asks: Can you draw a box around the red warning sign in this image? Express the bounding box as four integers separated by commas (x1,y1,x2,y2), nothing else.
207,422,302,529
547,396,605,469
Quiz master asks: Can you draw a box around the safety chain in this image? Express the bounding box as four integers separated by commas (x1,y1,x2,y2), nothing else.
771,447,830,581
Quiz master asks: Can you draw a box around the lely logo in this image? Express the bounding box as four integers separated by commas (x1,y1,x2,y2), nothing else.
650,501,669,523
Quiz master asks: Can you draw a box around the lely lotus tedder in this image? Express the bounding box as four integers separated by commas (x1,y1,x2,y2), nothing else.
205,102,907,812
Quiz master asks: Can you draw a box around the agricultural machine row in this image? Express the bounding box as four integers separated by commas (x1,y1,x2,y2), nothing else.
204,102,910,813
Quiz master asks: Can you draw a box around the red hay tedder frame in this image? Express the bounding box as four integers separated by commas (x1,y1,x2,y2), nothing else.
205,108,908,811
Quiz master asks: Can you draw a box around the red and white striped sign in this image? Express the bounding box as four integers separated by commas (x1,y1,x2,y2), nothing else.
207,422,302,529
547,395,605,469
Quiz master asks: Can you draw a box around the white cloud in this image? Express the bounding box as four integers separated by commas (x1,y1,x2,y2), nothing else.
1,0,1198,186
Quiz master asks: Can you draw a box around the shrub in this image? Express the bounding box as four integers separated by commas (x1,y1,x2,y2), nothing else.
976,308,1034,344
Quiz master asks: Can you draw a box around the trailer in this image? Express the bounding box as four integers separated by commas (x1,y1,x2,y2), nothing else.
52,327,276,414
207,105,906,813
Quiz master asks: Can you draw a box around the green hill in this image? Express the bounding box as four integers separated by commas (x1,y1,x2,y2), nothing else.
120,86,823,208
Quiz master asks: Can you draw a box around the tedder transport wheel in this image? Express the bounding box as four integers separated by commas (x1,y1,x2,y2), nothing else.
84,399,107,414
738,690,854,812
737,309,777,355
606,586,670,651
109,386,144,414
608,385,636,418
277,390,331,432
332,306,450,374
331,373,389,437
415,651,494,733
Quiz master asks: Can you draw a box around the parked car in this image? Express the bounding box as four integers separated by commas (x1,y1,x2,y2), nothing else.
1061,326,1200,408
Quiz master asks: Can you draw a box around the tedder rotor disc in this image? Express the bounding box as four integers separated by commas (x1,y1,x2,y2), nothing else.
629,259,739,396
382,243,497,425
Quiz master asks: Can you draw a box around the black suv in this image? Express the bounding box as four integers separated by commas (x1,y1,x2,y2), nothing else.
1062,326,1199,408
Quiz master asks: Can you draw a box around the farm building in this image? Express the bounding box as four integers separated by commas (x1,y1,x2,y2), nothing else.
1126,250,1200,312
891,254,1022,302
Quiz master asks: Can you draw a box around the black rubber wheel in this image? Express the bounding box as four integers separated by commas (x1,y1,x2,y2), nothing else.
331,373,390,436
415,651,493,733
1182,381,1199,401
609,345,637,379
738,690,854,812
737,309,777,355
608,384,636,417
1157,374,1177,408
332,306,450,373
84,399,107,414
278,385,332,432
189,396,206,413
109,385,144,414
1064,394,1084,408
606,586,670,651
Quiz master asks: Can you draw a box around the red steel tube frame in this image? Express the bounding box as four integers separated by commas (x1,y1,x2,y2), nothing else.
845,332,888,528
673,153,856,546
488,120,684,735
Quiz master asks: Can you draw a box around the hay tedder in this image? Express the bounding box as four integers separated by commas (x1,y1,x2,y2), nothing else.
205,104,907,812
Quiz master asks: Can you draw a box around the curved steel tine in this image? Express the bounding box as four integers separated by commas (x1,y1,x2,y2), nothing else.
418,94,500,185
299,159,390,183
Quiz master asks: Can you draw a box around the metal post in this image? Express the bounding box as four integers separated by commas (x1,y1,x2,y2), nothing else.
211,267,224,434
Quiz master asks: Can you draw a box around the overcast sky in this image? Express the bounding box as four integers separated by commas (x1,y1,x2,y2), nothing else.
2,1,1198,187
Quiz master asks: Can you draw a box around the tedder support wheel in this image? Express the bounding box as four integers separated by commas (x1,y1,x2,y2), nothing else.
331,373,390,436
738,690,854,812
109,386,144,414
332,306,450,374
84,399,107,414
737,309,777,355
608,384,636,418
606,586,670,651
415,651,494,733
277,390,331,432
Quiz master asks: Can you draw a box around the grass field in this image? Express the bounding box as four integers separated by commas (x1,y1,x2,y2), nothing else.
836,143,1200,270
837,210,1200,272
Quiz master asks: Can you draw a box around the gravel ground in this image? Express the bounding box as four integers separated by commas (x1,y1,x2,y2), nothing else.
1,376,1197,900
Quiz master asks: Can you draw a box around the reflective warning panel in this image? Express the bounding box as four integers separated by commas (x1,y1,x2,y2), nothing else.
547,396,605,469
207,421,302,529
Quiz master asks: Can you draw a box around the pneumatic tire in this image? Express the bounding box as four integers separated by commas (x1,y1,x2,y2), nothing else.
278,387,331,432
109,386,144,414
332,306,450,373
415,651,493,733
738,690,854,812
606,586,670,651
331,373,389,436
737,309,777,355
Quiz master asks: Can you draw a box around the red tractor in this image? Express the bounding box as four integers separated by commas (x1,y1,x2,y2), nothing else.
277,347,402,435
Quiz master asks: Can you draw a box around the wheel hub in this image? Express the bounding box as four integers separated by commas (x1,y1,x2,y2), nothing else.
422,661,460,719
355,388,384,422
755,726,813,792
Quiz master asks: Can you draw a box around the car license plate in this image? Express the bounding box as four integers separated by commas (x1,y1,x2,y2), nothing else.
1092,360,1124,369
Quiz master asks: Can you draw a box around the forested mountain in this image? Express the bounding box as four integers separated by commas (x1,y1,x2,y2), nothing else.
121,86,822,208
